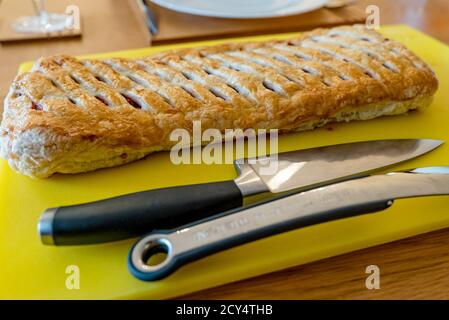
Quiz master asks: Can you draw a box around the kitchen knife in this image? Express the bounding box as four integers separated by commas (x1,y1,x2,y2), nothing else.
38,139,443,246
128,166,449,281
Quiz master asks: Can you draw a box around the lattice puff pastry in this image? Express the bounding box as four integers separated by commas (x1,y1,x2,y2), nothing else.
0,25,438,178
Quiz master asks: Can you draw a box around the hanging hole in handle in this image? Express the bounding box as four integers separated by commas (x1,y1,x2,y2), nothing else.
131,236,173,274
143,241,170,266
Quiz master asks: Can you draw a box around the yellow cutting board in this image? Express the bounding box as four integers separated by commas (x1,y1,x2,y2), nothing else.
1,25,448,299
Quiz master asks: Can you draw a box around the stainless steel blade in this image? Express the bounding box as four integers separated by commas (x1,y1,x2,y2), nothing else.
129,167,449,280
177,166,449,251
236,139,443,194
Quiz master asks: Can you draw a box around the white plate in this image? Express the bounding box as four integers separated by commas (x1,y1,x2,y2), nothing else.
151,0,329,19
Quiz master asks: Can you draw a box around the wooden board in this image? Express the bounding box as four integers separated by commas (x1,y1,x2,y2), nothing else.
0,26,448,299
145,3,366,44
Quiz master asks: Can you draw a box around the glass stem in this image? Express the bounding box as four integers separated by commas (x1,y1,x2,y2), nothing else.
32,0,48,26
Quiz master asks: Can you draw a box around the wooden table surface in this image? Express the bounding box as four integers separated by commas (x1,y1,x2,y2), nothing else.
148,2,366,44
1,0,448,299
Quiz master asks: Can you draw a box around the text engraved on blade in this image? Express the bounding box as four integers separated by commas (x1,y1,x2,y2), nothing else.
190,188,354,243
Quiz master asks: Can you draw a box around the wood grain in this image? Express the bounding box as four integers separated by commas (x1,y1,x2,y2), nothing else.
0,0,448,300
180,227,449,300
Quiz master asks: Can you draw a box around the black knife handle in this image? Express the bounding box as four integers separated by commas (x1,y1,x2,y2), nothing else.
38,180,243,246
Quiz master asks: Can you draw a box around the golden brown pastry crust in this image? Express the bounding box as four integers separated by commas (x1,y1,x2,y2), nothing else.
0,25,439,178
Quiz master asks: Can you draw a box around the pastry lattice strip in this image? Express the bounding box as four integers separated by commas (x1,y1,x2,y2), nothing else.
19,26,433,119
1,25,438,178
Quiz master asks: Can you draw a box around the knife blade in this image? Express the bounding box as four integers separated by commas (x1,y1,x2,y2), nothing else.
38,139,443,246
128,166,449,281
